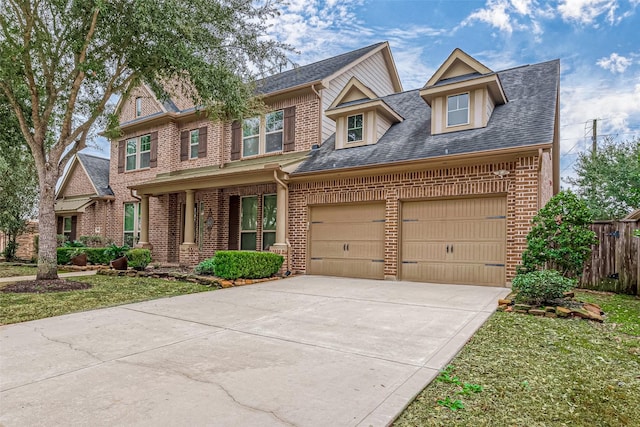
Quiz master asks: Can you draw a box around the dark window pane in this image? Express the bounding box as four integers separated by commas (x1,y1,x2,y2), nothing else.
266,132,282,152
140,135,151,151
126,155,136,171
140,152,150,168
243,136,259,156
263,195,277,230
243,117,260,137
266,111,283,132
241,232,257,250
241,196,257,230
262,232,276,250
348,128,363,142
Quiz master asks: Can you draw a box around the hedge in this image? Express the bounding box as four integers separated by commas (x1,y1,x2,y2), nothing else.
211,251,284,280
56,247,151,267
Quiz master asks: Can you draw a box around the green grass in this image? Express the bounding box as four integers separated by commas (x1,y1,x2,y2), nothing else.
0,264,38,278
395,292,640,427
0,275,214,325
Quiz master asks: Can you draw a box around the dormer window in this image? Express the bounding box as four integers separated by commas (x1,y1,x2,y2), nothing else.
447,93,469,127
347,114,363,143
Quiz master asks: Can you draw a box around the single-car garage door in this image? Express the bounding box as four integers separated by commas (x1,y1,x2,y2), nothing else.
401,197,506,286
308,203,385,279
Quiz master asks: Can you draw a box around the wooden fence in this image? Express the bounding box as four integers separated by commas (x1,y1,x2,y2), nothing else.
579,220,639,295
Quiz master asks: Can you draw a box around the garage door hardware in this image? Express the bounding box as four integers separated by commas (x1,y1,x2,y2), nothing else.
486,215,507,219
402,219,418,222
372,219,386,223
485,263,505,267
446,245,454,253
372,259,384,263
402,261,418,264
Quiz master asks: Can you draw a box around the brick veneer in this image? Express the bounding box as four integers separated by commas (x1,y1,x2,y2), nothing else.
288,157,541,283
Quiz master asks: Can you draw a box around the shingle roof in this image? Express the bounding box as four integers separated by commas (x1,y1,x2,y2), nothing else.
255,42,386,94
77,153,113,196
294,59,559,174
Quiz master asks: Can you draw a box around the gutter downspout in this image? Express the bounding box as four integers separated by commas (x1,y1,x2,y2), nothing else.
311,84,323,147
537,148,543,211
273,169,292,274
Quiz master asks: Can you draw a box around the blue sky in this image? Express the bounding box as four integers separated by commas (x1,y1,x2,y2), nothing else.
263,0,640,181
89,0,640,182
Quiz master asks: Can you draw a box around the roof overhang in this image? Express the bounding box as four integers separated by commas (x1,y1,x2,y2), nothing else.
131,151,308,196
54,197,94,214
325,99,403,123
420,74,507,106
289,142,553,182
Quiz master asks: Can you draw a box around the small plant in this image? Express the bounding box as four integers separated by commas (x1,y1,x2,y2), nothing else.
195,258,215,275
512,269,576,304
458,383,483,396
105,243,129,260
63,240,87,248
126,249,151,271
437,397,464,411
436,365,462,385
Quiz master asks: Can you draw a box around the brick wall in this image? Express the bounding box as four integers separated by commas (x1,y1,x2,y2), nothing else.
119,85,164,124
288,157,541,283
59,164,95,197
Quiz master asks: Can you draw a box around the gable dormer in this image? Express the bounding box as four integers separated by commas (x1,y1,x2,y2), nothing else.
326,77,403,149
420,48,507,135
118,84,170,124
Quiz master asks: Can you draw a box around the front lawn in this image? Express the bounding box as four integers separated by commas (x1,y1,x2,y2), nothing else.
0,264,38,278
0,275,214,325
395,290,640,426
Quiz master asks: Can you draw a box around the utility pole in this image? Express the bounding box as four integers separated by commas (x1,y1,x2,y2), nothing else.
592,118,597,155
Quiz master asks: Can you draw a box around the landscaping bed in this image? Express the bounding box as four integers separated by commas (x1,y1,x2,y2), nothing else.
394,290,640,426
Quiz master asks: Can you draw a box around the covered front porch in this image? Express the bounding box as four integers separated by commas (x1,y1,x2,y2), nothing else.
130,152,306,268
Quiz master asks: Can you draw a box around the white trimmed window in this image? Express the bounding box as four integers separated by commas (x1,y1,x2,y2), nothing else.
262,194,277,250
347,114,363,142
123,202,141,247
242,110,284,157
63,216,72,240
447,93,469,127
135,97,142,117
125,134,151,171
190,129,199,159
240,196,258,250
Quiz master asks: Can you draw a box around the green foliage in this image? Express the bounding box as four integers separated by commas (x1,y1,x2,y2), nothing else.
437,397,464,411
57,247,122,265
195,258,216,275
63,240,87,248
78,235,113,247
436,365,462,385
565,137,640,220
512,270,576,304
2,241,19,260
104,244,130,260
212,251,284,280
458,383,483,396
126,249,151,271
520,190,597,277
85,248,111,265
56,248,72,265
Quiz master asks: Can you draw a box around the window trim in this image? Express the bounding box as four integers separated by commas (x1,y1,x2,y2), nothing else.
346,113,364,143
446,92,470,127
265,110,284,153
63,216,72,240
125,134,152,171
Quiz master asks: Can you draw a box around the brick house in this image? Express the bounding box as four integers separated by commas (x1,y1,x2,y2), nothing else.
55,153,114,241
57,43,559,287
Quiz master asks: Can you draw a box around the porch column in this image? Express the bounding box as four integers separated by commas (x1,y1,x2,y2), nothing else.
275,182,287,245
183,190,196,244
139,195,150,246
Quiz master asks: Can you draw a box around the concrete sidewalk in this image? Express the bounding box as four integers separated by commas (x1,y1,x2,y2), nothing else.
0,276,509,426
0,269,98,283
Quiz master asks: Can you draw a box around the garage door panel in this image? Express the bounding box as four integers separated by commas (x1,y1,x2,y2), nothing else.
401,197,506,286
309,203,385,279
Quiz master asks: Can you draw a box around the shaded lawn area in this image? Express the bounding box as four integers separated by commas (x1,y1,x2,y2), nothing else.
0,264,72,278
0,275,214,325
395,290,640,427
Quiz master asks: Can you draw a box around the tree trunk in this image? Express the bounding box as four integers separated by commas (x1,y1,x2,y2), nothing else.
37,170,59,280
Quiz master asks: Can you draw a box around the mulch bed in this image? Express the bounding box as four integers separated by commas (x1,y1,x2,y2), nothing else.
1,279,92,293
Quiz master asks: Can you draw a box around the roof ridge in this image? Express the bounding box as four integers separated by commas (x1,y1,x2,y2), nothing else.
498,58,559,73
77,152,109,161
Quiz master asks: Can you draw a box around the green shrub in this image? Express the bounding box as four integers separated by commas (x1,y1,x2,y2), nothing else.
212,251,284,280
63,240,86,248
126,249,152,270
520,190,597,278
85,248,112,265
195,258,216,275
105,243,129,260
512,269,576,304
56,247,73,264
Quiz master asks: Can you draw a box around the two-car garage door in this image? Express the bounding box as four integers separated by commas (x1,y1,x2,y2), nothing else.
308,197,506,286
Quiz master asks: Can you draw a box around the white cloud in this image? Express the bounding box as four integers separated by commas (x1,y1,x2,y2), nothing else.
557,0,619,24
597,52,633,73
463,0,515,33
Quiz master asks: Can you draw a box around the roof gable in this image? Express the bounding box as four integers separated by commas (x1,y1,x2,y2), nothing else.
329,77,378,109
424,48,493,88
57,153,112,198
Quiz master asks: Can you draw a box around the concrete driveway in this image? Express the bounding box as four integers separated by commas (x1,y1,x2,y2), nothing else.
0,276,509,426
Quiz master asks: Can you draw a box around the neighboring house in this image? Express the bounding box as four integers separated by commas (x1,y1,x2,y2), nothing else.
0,221,38,261
54,153,114,241
60,42,560,287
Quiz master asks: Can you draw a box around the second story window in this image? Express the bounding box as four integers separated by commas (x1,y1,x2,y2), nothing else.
126,134,151,171
265,111,284,153
190,130,199,159
447,93,469,127
242,117,260,157
347,114,363,143
135,97,142,117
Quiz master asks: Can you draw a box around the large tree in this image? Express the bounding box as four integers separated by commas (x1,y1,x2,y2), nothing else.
0,0,290,279
565,137,640,220
0,96,38,260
